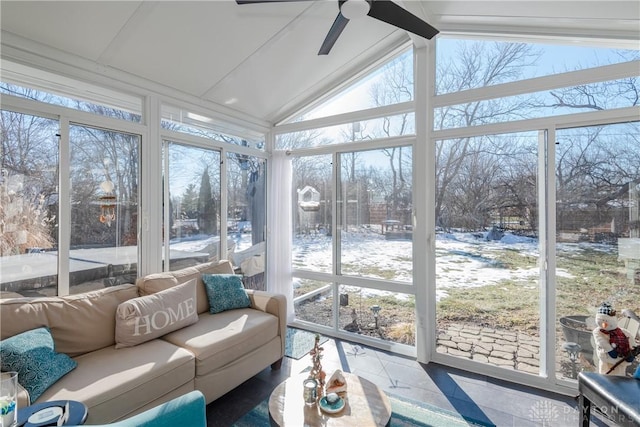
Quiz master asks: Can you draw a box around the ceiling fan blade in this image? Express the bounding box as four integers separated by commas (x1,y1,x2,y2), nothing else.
367,0,439,40
318,12,350,55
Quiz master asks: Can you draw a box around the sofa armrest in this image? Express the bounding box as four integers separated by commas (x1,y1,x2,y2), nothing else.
246,290,287,355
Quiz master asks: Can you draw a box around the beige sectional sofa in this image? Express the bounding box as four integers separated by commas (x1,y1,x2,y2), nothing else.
0,260,286,424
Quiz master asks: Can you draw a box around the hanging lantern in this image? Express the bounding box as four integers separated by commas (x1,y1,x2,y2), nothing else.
99,180,116,227
100,180,115,193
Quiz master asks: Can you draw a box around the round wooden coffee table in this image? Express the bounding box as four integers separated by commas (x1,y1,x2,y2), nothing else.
268,372,391,426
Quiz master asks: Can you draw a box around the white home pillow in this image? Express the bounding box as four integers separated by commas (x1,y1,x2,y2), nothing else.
115,279,198,349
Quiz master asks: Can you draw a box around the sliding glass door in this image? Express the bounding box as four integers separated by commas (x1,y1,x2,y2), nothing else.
435,132,541,374
293,145,416,348
555,121,640,380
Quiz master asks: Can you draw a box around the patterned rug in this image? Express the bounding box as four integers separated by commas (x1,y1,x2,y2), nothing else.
284,327,329,359
233,391,495,426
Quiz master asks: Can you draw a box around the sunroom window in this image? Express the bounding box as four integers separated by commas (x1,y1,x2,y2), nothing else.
431,35,640,385
283,46,417,354
286,48,413,123
1,62,142,122
0,107,141,296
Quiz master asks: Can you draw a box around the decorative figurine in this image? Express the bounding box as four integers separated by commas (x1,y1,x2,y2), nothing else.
592,302,636,375
309,334,326,396
326,369,347,394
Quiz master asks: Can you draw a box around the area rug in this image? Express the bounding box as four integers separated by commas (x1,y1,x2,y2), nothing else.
284,327,329,359
233,392,494,426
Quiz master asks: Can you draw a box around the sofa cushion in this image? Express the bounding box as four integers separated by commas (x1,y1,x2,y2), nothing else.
136,261,234,314
0,327,77,401
0,284,138,357
115,279,198,349
36,339,195,424
161,308,279,376
202,274,250,314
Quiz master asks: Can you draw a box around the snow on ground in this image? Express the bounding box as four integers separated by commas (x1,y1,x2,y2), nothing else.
170,228,614,302
433,232,540,301
169,233,253,254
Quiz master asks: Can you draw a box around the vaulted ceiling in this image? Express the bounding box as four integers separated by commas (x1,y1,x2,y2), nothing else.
1,1,638,125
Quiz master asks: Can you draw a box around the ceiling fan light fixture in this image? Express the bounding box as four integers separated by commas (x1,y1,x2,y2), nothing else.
340,0,370,20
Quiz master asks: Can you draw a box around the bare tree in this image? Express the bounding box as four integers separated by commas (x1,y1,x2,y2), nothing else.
1,86,59,253
435,42,542,231
367,52,414,223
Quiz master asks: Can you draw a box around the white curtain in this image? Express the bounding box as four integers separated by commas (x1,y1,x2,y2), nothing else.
267,151,295,323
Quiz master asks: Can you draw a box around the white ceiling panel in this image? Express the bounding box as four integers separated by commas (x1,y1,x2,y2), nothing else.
203,1,402,121
101,1,312,97
0,1,143,61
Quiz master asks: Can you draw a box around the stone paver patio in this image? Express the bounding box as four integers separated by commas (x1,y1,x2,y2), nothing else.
437,323,540,374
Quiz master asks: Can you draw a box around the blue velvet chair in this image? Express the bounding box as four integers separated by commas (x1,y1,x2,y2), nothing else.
69,390,206,427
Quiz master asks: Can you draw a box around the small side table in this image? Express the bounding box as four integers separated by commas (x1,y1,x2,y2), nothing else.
17,400,88,427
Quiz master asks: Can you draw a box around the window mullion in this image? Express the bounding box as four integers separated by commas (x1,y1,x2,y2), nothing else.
57,117,70,296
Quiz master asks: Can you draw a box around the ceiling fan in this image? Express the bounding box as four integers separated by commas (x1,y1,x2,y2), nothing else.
236,0,439,55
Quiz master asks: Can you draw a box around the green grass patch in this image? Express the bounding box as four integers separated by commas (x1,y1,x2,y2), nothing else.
491,248,537,269
340,263,401,280
437,280,540,332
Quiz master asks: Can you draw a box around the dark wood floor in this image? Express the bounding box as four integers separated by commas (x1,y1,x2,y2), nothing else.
206,337,613,426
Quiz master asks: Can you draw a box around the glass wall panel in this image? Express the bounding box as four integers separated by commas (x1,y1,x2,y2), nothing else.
277,114,415,150
338,147,413,282
292,154,333,274
338,285,415,345
555,122,640,380
69,124,139,293
1,76,142,123
435,79,638,131
436,38,638,95
294,278,335,328
164,141,222,270
227,152,266,290
288,49,413,122
161,105,264,150
435,132,541,375
0,112,59,297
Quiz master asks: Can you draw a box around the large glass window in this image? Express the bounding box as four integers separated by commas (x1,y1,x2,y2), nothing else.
295,279,335,329
435,78,638,131
1,64,142,123
288,49,413,122
292,145,415,347
161,104,264,150
436,38,638,95
286,43,418,351
277,114,415,150
433,36,639,388
338,147,413,282
0,111,140,297
555,121,640,381
163,141,222,270
227,153,266,251
435,132,541,375
337,285,415,345
227,152,267,289
69,124,140,293
292,154,333,274
1,111,59,296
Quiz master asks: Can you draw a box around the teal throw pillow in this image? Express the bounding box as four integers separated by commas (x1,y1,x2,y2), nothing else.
202,274,251,314
0,327,77,401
